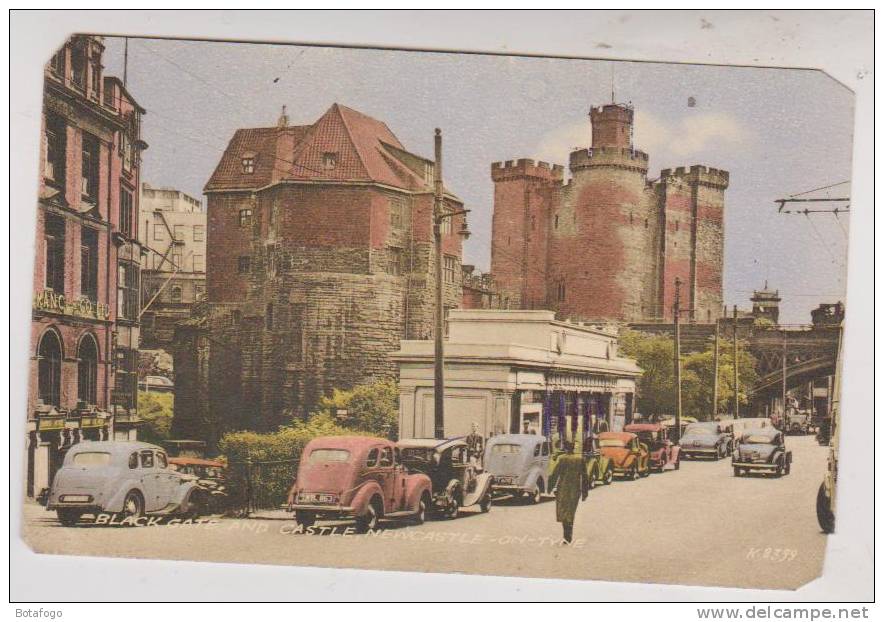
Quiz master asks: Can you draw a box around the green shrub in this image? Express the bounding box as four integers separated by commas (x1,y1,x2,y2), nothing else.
313,378,399,439
137,391,174,445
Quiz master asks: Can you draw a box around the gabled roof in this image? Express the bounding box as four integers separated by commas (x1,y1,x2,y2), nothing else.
204,103,444,195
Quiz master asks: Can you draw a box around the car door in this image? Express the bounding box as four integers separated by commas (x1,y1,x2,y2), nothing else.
138,450,163,512
376,445,398,512
153,451,180,508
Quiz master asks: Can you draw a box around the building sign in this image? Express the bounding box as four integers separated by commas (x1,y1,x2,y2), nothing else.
37,417,65,432
546,372,617,392
33,290,110,321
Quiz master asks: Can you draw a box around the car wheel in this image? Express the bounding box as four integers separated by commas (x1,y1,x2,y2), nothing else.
603,466,614,485
122,490,144,520
816,483,835,534
640,466,650,478
733,466,741,477
630,465,639,481
479,493,492,513
295,511,316,528
56,509,82,527
528,481,542,504
587,467,597,490
784,461,791,476
355,499,381,533
775,462,784,477
414,493,430,524
674,457,681,471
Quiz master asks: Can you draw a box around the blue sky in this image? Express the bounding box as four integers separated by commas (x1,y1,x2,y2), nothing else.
102,37,853,324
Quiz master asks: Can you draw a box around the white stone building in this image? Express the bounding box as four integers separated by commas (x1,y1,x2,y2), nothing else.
393,309,642,440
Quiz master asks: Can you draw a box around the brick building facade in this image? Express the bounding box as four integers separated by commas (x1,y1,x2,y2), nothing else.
490,102,728,323
173,104,467,447
28,36,146,496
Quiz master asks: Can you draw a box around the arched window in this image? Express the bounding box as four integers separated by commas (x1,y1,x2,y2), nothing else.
77,334,99,405
170,287,182,303
37,330,63,407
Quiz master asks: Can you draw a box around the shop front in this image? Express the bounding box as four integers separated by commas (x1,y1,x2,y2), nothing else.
394,310,642,446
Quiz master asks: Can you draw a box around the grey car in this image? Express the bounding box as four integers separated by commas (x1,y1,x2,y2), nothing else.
484,434,551,504
732,429,792,477
46,441,205,526
680,422,733,460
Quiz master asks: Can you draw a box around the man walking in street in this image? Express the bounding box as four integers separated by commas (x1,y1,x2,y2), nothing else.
549,440,588,544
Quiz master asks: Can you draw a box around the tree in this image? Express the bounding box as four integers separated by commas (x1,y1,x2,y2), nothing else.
619,329,758,420
137,391,174,444
311,378,399,439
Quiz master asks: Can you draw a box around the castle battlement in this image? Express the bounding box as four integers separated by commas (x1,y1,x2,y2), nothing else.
660,164,729,189
491,158,565,182
569,146,649,173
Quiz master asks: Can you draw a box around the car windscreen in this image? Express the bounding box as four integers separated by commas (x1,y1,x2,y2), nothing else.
308,449,351,463
743,435,774,444
599,439,626,448
490,444,522,455
400,448,431,461
71,452,112,467
685,425,717,435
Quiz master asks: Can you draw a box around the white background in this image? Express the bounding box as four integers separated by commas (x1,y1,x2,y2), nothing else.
6,9,875,608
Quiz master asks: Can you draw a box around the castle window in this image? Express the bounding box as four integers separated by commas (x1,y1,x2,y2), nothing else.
241,157,255,174
556,280,566,302
554,214,559,229
531,215,536,231
322,152,338,170
193,255,205,272
44,214,66,294
80,226,98,303
170,286,182,303
630,213,634,224
193,225,205,242
645,218,649,229
153,224,165,241
443,255,457,283
389,247,403,276
237,256,251,274
238,208,253,227
675,220,680,232
390,195,406,229
120,185,134,238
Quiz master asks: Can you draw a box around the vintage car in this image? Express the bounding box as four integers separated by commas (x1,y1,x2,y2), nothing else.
46,441,206,526
680,421,734,460
732,428,793,477
484,434,550,503
287,436,432,532
398,438,494,517
597,431,650,480
624,423,681,472
582,435,615,487
168,456,228,513
659,416,698,440
731,417,774,441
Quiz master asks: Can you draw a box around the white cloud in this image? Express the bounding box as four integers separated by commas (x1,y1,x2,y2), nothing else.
531,110,754,172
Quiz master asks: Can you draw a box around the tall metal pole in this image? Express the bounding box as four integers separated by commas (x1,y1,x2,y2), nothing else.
732,304,740,418
433,128,445,440
782,329,788,426
712,318,720,418
673,277,682,443
123,37,129,87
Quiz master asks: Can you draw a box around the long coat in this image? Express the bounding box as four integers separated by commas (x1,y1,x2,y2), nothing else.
549,453,587,524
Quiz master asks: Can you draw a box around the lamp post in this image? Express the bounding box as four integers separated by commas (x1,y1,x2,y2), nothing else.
673,277,683,444
431,128,470,439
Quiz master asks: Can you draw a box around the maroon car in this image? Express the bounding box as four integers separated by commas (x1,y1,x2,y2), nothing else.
623,423,681,472
287,436,432,532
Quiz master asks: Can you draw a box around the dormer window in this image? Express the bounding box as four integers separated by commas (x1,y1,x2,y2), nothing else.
241,156,255,174
322,152,338,170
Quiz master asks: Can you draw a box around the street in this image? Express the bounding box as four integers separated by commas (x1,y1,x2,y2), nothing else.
22,435,828,591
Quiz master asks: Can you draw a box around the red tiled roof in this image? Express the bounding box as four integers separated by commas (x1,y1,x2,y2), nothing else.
204,103,438,194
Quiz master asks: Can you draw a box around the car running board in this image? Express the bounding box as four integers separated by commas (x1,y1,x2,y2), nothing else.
383,509,419,518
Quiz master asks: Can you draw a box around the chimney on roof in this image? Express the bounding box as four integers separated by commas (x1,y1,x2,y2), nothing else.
277,105,289,128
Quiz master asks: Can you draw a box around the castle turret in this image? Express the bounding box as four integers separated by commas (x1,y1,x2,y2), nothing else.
751,282,781,324
490,159,563,310
590,104,634,149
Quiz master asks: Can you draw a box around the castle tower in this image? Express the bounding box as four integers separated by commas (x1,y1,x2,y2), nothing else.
751,281,781,324
547,103,657,321
656,165,729,322
490,159,563,310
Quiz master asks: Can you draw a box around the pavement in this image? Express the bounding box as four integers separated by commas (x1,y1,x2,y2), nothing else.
21,435,828,590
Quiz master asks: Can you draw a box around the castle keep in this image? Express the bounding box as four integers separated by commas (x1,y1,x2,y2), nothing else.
490,103,729,323
174,104,466,446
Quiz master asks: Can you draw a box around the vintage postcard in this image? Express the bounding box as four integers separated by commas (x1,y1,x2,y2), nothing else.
20,28,856,594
